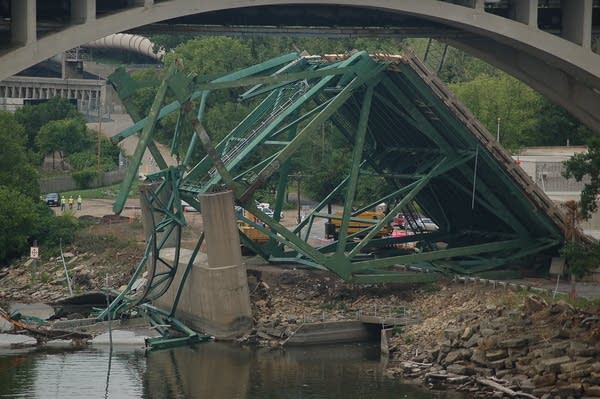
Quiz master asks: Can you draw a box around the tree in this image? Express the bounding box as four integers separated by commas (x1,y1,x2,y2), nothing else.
0,188,38,262
563,137,600,220
448,73,541,151
530,99,592,146
14,97,80,151
164,36,253,77
0,112,39,198
36,118,91,169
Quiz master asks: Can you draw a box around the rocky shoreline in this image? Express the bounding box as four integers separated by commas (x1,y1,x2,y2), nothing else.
387,291,600,399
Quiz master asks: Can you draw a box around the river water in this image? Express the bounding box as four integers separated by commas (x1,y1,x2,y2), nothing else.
0,342,465,398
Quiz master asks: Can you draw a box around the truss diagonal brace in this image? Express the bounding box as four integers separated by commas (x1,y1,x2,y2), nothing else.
113,63,176,214
336,84,376,255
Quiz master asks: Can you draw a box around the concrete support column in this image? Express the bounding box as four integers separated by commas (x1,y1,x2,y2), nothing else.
201,191,243,268
71,0,96,24
562,0,592,48
473,0,484,11
152,190,252,339
194,190,252,338
510,0,538,27
11,0,36,46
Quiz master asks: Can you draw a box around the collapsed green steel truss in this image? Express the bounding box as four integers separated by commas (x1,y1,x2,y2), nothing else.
108,51,566,289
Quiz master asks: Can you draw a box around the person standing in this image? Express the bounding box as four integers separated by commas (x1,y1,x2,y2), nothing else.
77,195,82,211
61,196,66,211
68,196,74,210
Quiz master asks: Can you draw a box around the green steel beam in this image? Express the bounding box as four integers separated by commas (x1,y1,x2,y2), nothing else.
352,239,529,273
336,84,375,261
113,63,176,214
240,58,388,202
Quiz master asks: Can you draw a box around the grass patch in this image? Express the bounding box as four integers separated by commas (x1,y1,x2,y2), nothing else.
568,295,600,312
75,229,132,252
61,179,141,200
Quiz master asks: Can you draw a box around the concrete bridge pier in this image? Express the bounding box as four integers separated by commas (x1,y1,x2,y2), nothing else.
193,190,253,338
145,188,252,339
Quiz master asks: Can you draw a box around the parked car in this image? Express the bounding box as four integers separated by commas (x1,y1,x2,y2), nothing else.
412,217,439,231
394,213,439,231
393,213,406,227
257,202,280,218
45,192,61,207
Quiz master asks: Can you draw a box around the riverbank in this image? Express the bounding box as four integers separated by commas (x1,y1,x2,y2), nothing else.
384,281,600,398
1,219,599,398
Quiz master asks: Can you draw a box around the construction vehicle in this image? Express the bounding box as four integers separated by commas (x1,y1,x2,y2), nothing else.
235,206,269,246
325,211,393,240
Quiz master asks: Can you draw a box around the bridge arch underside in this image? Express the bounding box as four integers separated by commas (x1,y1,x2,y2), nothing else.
1,1,600,133
112,51,566,284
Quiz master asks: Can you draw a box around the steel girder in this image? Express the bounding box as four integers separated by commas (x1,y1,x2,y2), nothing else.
107,51,565,287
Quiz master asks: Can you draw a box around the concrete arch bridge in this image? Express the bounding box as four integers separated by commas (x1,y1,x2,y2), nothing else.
0,0,599,134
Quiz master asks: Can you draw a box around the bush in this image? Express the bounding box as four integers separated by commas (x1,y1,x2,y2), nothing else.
72,168,98,189
0,188,38,263
26,206,79,258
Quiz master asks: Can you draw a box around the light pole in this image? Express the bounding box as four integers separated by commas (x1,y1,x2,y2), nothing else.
496,117,501,143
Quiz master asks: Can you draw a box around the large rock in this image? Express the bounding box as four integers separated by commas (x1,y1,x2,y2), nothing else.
444,348,471,364
559,358,593,374
443,328,462,341
471,349,487,366
536,356,572,373
532,373,556,387
566,342,597,357
485,348,508,362
498,336,531,349
460,326,475,341
584,384,600,396
446,363,474,376
555,383,582,397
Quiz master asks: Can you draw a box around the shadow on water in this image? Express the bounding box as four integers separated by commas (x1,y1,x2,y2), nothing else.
0,343,466,399
144,343,463,399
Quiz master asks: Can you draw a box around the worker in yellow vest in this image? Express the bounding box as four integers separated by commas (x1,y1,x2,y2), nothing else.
68,196,74,210
60,196,66,211
77,195,82,211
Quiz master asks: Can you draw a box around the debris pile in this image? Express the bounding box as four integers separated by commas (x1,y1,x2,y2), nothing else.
238,267,419,346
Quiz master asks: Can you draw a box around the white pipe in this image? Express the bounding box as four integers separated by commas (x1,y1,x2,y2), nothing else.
84,33,165,61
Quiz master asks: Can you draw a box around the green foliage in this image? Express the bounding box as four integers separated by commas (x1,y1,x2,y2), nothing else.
14,97,80,150
563,138,600,219
72,168,99,189
0,112,39,199
0,188,38,263
68,139,118,173
391,325,404,336
164,36,253,77
67,151,97,171
531,100,592,146
36,118,91,162
560,241,600,279
448,73,541,151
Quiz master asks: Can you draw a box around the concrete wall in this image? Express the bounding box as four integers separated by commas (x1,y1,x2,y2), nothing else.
284,321,375,346
39,168,126,193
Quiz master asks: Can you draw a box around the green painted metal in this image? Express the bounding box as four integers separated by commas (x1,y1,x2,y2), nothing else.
105,50,566,314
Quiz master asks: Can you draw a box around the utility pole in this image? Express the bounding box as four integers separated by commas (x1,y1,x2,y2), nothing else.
97,102,102,173
295,173,302,224
496,117,501,143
